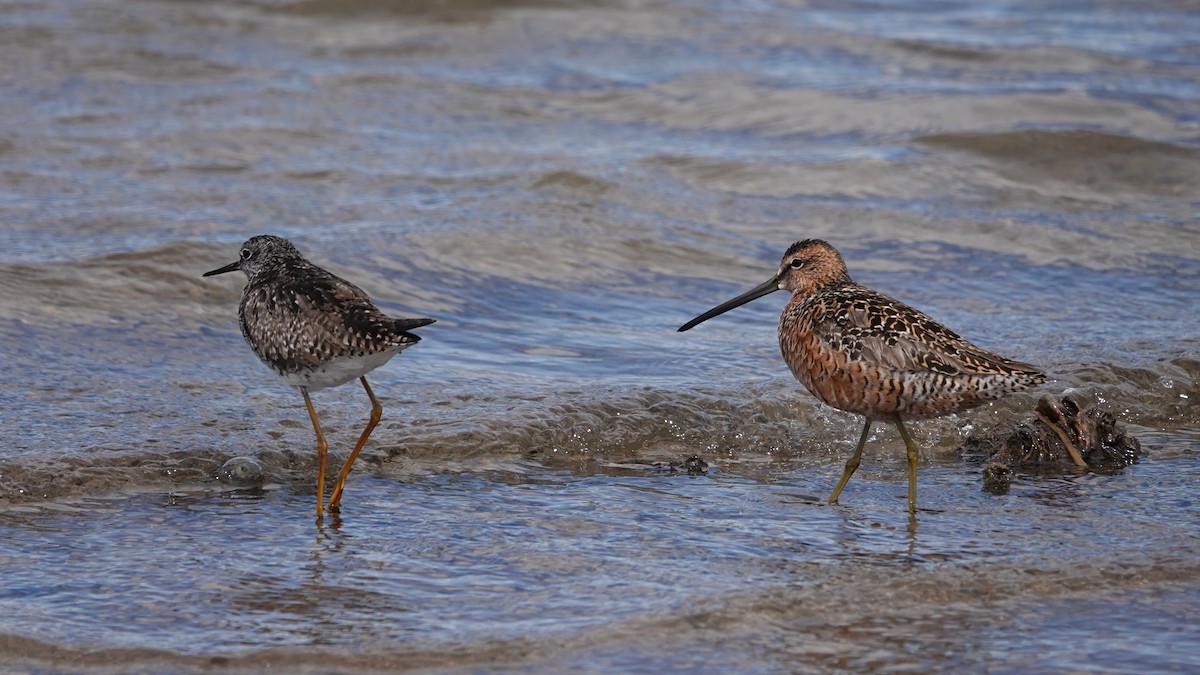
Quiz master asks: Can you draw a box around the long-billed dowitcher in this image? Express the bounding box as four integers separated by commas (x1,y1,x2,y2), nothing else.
204,235,434,521
679,239,1044,513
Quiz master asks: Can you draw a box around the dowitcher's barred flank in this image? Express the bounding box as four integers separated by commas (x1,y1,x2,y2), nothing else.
204,235,434,521
679,239,1044,513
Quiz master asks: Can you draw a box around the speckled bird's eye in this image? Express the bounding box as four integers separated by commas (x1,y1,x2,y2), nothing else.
789,258,804,269
240,248,253,260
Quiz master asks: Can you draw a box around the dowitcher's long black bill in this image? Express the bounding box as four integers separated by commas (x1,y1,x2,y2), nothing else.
202,261,240,277
677,275,781,332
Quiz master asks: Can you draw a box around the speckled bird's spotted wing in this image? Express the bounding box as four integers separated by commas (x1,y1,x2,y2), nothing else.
239,266,430,375
808,285,1041,378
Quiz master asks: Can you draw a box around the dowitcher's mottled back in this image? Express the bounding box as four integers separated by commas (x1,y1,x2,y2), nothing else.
679,239,1044,513
204,235,434,521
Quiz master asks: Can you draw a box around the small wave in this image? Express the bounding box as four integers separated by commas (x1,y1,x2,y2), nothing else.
918,130,1200,198
0,382,1083,507
273,0,615,18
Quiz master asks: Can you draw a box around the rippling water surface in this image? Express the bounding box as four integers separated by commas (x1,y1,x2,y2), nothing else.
1,0,1198,672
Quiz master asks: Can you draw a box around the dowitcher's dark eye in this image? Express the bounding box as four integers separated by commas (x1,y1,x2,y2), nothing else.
789,258,805,269
240,247,254,260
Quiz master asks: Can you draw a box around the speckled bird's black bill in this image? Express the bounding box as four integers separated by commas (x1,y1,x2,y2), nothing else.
203,261,241,277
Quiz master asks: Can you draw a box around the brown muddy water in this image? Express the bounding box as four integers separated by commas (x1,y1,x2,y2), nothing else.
1,0,1199,672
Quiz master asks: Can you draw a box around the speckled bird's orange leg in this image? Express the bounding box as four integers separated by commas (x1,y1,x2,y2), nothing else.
328,376,383,513
893,415,919,514
828,418,872,505
302,388,328,522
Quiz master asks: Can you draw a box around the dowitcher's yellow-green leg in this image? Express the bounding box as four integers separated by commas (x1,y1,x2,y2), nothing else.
302,388,328,521
893,415,919,514
328,376,382,513
828,418,872,505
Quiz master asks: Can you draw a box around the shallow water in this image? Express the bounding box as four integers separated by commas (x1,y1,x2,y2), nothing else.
1,0,1199,672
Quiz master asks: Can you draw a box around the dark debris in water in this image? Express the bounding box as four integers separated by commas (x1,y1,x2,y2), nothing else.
580,453,712,477
650,455,710,475
959,394,1142,494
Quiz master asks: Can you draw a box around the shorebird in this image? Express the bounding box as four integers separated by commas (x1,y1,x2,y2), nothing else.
204,235,434,520
678,239,1044,512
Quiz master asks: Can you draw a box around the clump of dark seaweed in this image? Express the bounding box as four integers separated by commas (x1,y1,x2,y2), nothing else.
959,395,1141,494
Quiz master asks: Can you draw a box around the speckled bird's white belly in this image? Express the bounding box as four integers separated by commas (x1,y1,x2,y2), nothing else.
275,349,403,392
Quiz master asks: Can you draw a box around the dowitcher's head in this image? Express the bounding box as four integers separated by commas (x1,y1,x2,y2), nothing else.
678,239,851,332
202,235,303,283
777,239,851,295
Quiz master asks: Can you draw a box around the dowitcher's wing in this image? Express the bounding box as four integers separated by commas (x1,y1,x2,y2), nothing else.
814,286,1042,379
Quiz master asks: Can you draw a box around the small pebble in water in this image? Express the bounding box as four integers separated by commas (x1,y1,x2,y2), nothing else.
982,464,1016,494
220,456,266,488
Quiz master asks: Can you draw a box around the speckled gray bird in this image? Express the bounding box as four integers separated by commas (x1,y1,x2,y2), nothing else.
679,239,1044,513
204,235,434,520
